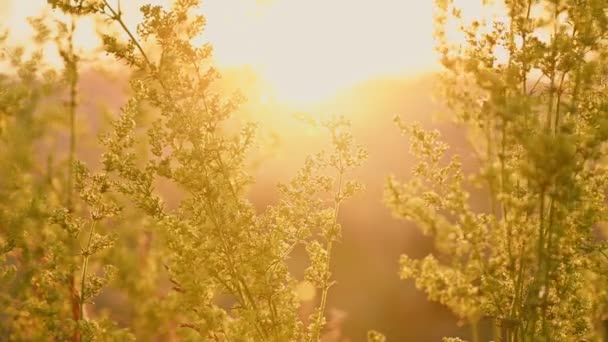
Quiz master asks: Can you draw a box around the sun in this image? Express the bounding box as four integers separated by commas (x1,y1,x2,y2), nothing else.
203,0,438,106
2,0,444,106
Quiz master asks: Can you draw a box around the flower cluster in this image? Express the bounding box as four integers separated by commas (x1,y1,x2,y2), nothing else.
1,1,367,340
388,0,608,340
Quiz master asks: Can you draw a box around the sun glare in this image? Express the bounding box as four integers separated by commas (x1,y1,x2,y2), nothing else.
203,0,438,105
2,0,441,106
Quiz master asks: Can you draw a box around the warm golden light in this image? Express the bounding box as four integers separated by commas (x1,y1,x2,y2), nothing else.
2,0,441,105
203,0,438,105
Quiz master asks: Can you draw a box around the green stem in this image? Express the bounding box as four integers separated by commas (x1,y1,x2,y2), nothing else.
66,16,77,212
79,220,97,320
493,318,501,342
541,197,555,336
471,320,480,342
64,12,80,342
310,171,344,342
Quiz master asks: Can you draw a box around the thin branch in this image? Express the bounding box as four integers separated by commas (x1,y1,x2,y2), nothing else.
102,0,153,70
79,220,97,320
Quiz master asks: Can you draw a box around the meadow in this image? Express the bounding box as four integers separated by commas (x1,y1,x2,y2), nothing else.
0,0,607,341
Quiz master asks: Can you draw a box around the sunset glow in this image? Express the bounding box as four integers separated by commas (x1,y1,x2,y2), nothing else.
2,0,439,106
4,1,608,340
202,0,438,105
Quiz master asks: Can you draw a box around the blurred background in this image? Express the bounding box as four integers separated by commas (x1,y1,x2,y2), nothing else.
1,0,492,340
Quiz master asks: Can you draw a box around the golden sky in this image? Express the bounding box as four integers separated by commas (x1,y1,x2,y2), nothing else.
1,0,448,105
198,0,438,104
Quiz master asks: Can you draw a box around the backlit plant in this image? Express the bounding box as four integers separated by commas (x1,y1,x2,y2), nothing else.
1,0,607,341
387,0,608,341
2,0,366,340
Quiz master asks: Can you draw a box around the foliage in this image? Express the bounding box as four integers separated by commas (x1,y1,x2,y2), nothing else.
2,0,607,341
367,330,387,342
387,0,608,341
1,0,366,340
0,9,114,340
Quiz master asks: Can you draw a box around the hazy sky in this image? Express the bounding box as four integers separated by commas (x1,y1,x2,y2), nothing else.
2,0,441,104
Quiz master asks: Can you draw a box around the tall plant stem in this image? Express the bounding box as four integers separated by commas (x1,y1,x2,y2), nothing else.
64,12,81,341
471,320,480,342
79,220,97,320
310,171,344,342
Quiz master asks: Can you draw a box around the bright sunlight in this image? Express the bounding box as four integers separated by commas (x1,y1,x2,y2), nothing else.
2,1,608,341
2,0,439,106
